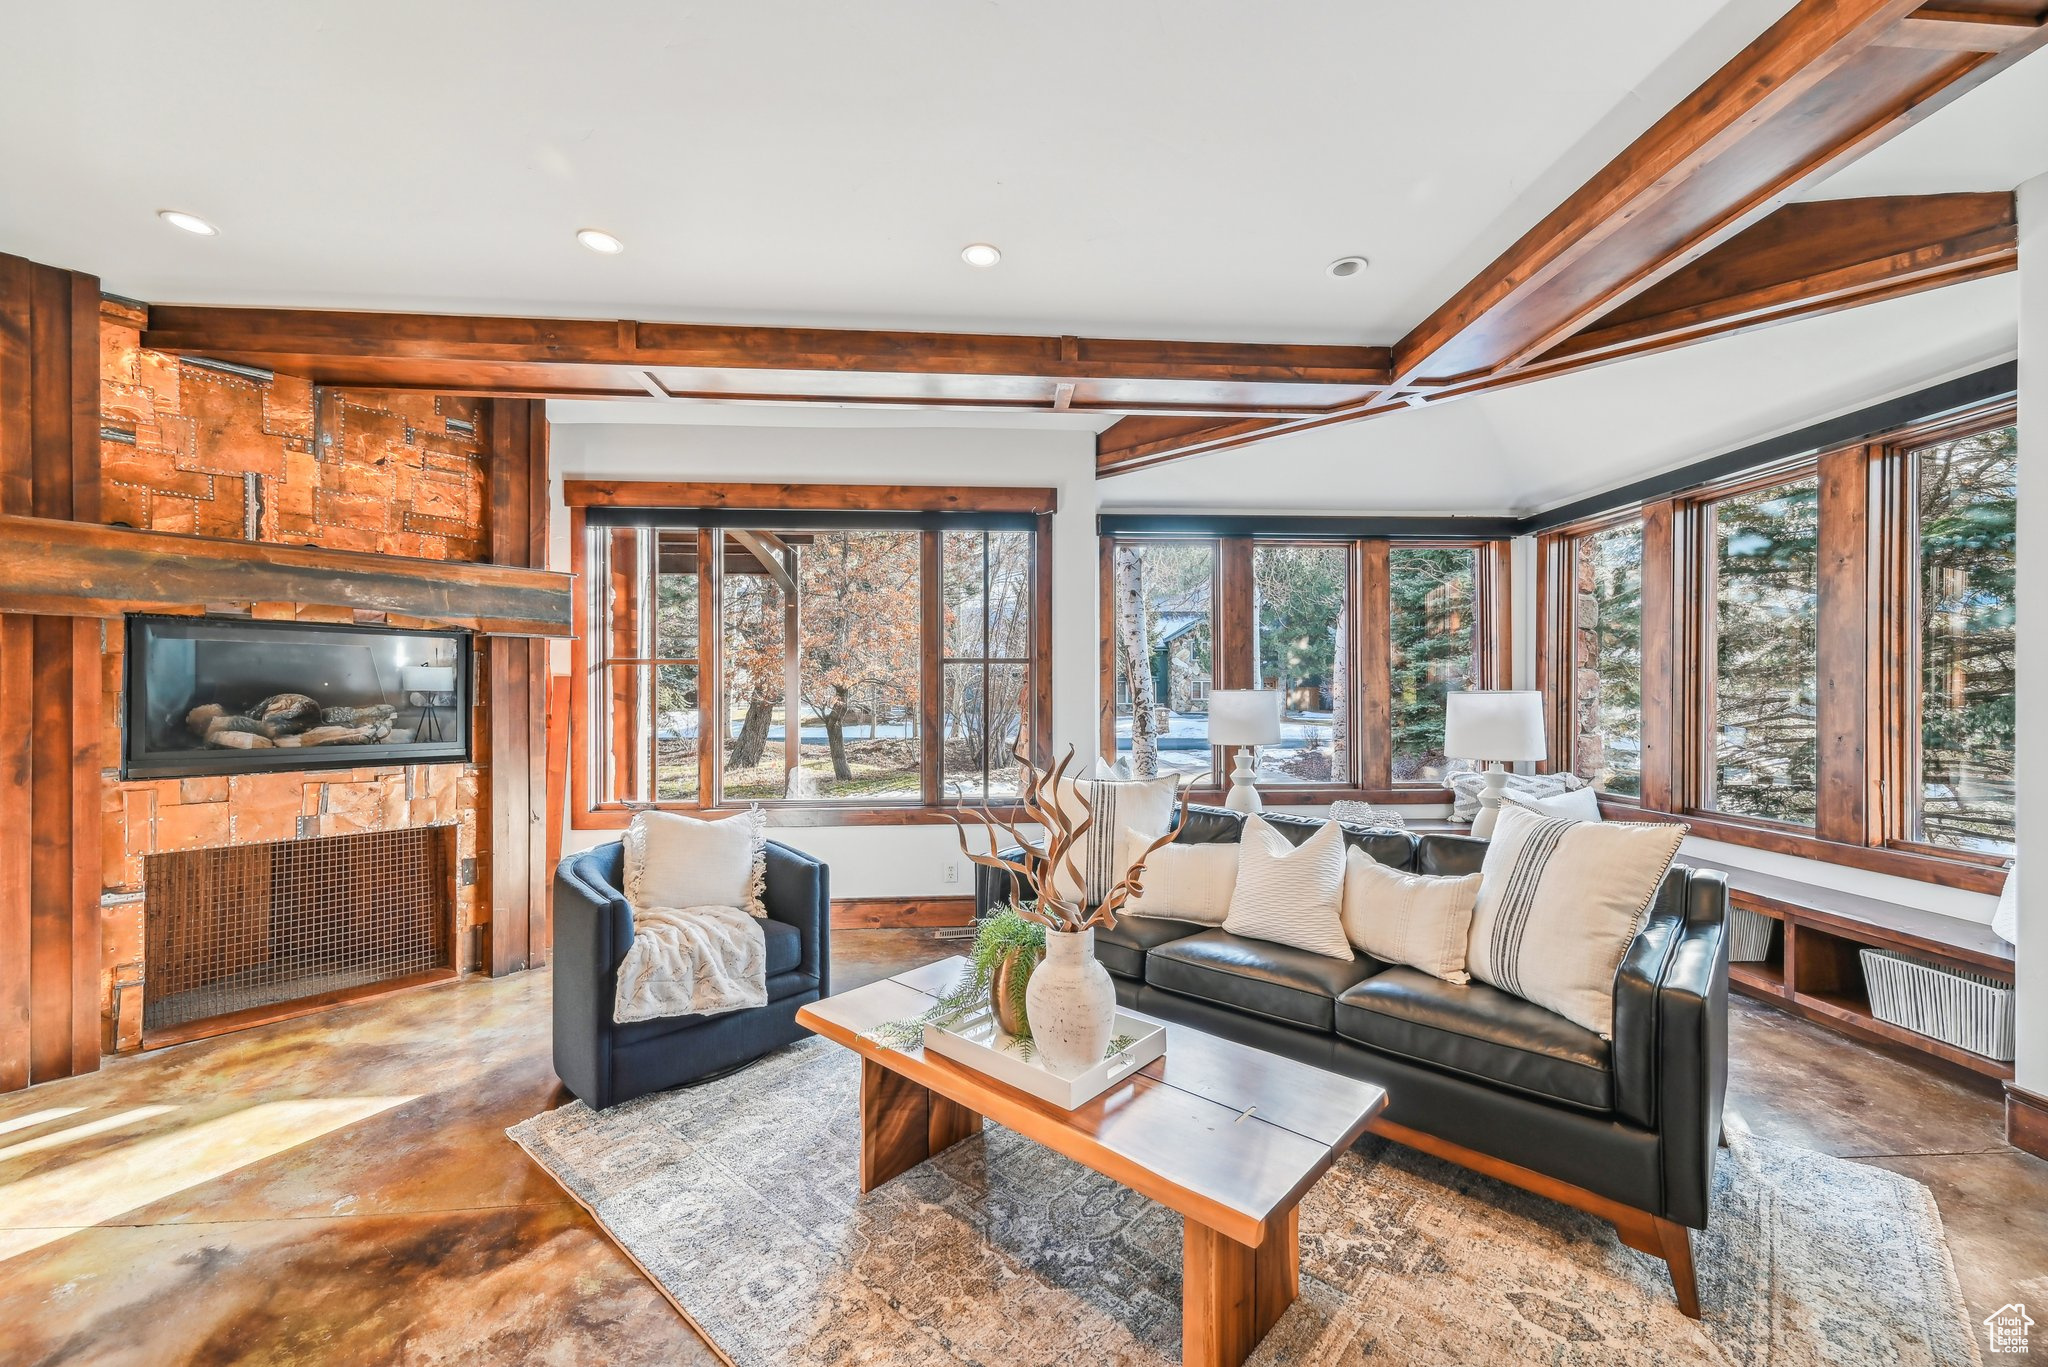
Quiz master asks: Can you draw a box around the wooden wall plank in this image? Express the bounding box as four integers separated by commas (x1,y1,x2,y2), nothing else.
1816,444,1876,845
1355,541,1392,791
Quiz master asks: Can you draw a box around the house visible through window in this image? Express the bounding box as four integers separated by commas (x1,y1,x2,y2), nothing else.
1109,541,1216,781
1253,544,1349,785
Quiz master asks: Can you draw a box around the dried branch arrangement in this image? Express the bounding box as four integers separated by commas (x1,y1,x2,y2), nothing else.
944,744,1183,933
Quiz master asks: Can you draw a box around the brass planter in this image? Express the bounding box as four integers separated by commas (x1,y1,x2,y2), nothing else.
989,945,1042,1037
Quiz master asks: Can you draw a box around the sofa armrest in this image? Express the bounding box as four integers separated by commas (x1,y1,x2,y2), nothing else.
1656,870,1729,1229
975,847,1034,918
552,846,636,1109
764,840,830,995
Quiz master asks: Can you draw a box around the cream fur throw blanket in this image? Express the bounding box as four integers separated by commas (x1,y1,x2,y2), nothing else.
613,905,768,1024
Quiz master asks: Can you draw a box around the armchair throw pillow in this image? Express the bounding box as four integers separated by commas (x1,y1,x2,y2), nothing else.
623,806,767,916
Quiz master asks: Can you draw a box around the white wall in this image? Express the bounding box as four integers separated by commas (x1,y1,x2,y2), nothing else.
2015,171,2048,1096
547,419,1099,900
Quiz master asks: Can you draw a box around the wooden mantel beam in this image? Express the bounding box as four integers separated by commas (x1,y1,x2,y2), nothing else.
139,307,1392,420
1097,0,2045,476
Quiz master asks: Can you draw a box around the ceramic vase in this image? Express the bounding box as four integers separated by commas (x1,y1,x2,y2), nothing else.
1026,927,1115,1074
989,945,1041,1037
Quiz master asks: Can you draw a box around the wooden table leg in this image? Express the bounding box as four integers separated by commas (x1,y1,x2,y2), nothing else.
859,1056,984,1194
1182,1206,1300,1367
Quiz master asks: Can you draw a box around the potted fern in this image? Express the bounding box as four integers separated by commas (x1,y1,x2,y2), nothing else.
865,906,1045,1050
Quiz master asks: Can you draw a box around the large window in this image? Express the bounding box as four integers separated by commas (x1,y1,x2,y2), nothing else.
1254,544,1350,785
943,530,1034,800
1109,541,1216,781
1103,534,1505,796
572,489,1049,821
1704,474,1820,826
1537,403,2016,892
721,528,923,802
1390,546,1480,784
1907,422,2016,854
1566,519,1644,795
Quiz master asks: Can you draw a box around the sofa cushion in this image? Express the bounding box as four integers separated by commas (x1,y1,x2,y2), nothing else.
1095,913,1207,980
1335,967,1613,1113
762,918,803,978
1147,928,1382,1032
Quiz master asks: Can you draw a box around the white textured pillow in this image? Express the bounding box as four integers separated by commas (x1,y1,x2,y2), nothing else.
1221,816,1351,960
1340,850,1481,983
622,807,767,915
1116,828,1235,925
1505,787,1605,822
1467,802,1685,1036
1047,774,1181,906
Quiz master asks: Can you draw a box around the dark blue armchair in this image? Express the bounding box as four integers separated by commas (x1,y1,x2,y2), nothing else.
552,838,830,1109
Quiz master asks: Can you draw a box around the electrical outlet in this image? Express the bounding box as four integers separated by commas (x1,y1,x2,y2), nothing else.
941,860,961,885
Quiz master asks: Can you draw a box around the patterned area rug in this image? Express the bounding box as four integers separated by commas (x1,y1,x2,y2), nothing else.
510,1039,1980,1366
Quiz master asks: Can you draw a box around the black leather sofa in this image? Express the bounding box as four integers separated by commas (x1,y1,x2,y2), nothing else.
553,838,830,1110
977,804,1728,1316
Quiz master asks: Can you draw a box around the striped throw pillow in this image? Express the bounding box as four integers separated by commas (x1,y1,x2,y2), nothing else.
1467,802,1686,1036
1046,773,1181,906
1221,816,1352,960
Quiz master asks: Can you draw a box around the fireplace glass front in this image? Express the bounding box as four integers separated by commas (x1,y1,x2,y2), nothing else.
123,615,473,778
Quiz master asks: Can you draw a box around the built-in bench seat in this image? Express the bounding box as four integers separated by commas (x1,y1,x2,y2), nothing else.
1682,853,2015,1080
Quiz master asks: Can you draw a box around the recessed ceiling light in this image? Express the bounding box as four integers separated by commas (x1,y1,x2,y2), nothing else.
960,242,1002,268
158,210,218,237
577,228,625,255
1326,255,1370,278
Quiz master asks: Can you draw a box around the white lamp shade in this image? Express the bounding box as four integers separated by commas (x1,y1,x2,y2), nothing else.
401,665,457,692
1208,689,1283,746
1444,690,1547,762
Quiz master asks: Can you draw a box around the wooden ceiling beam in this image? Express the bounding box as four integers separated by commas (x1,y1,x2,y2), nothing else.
1097,0,2045,476
1097,190,2018,476
138,306,1392,417
1390,0,2044,389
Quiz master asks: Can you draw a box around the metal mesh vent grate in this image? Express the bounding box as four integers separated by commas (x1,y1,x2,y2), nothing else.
143,825,456,1033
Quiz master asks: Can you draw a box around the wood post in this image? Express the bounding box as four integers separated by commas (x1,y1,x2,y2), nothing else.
0,253,105,1090
484,399,551,975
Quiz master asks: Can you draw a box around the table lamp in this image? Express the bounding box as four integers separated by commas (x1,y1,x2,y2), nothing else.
1209,689,1283,815
1445,690,1547,838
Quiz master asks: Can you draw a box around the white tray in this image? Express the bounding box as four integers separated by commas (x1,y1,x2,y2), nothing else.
923,1008,1166,1111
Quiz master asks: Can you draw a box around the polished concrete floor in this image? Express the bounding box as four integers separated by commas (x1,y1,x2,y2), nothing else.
1,929,2041,1365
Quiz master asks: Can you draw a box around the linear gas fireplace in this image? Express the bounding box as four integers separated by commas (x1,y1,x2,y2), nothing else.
123,614,473,778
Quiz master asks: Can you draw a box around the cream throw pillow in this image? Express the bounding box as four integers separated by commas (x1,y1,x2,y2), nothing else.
1116,827,1235,925
1339,850,1481,983
622,807,767,915
1221,816,1352,960
1046,773,1181,906
1467,802,1685,1036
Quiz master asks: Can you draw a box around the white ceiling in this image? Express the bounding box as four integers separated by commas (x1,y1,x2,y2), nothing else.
1,0,1797,345
1801,43,2048,201
1097,272,2020,516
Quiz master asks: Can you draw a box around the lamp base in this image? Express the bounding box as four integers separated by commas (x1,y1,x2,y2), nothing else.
1468,767,1510,839
1223,748,1263,815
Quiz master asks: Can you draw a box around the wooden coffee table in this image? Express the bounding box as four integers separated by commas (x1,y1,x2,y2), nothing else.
797,957,1386,1367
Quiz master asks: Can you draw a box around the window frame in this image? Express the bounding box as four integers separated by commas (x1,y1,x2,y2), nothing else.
567,490,1053,829
1535,507,1648,801
1098,532,1511,805
1536,405,2014,894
